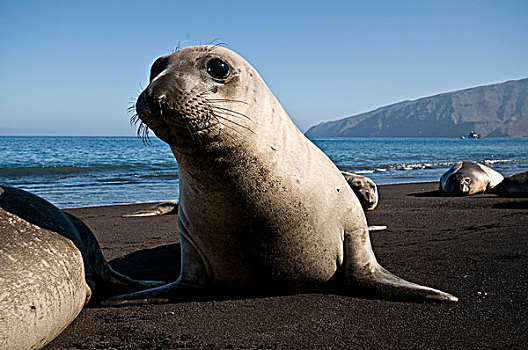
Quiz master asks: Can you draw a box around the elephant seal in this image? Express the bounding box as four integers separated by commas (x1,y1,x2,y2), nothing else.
107,45,456,304
440,161,504,196
0,185,162,349
488,171,528,197
122,199,179,217
341,172,378,211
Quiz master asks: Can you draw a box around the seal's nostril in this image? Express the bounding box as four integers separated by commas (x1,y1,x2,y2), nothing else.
150,57,169,82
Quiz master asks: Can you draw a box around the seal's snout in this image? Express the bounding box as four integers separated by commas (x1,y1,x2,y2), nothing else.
460,177,471,194
366,188,377,209
137,74,183,121
136,54,180,120
447,174,471,195
455,176,471,194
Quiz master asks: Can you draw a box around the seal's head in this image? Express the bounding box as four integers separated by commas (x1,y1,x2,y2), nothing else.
445,173,472,196
135,45,273,150
346,176,378,210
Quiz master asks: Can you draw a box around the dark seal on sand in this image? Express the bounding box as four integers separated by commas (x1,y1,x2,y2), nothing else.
0,185,161,349
489,171,528,197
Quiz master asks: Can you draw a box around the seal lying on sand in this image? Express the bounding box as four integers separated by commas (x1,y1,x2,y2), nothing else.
0,185,161,350
488,171,528,197
107,45,456,305
122,199,180,217
440,161,503,196
341,172,378,211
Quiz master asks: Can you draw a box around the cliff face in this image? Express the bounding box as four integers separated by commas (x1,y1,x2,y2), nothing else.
305,78,528,138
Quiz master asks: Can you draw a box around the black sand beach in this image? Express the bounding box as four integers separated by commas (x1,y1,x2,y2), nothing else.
46,182,527,349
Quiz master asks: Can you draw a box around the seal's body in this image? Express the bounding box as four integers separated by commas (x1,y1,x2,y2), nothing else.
489,171,528,197
108,45,456,304
0,208,88,350
440,161,503,196
0,185,161,349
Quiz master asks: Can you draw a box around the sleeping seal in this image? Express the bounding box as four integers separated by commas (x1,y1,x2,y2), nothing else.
122,199,180,217
106,45,456,304
0,185,161,349
440,161,504,196
341,172,378,211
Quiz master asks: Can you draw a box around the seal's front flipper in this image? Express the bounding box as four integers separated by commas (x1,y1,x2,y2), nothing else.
343,228,457,303
100,266,166,290
102,220,210,306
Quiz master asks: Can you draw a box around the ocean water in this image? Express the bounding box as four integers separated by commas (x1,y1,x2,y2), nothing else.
1,136,527,208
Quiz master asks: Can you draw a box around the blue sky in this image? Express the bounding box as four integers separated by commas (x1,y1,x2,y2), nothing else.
1,0,526,135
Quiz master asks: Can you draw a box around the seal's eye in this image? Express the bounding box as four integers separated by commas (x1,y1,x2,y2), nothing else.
206,58,230,80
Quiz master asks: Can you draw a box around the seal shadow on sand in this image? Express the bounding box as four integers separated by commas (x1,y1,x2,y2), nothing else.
407,190,497,198
407,189,448,197
407,190,528,209
106,244,404,303
106,244,336,302
492,201,528,209
109,244,181,283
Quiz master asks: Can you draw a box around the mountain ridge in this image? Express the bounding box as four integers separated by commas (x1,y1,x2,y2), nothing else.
305,78,528,138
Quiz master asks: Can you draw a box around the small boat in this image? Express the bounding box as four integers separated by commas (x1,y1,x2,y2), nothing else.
461,131,481,139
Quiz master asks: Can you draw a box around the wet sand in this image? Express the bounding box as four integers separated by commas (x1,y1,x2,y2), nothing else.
47,182,528,349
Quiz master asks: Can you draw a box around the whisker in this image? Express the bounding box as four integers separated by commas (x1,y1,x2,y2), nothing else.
208,106,251,121
138,123,151,145
211,118,244,139
170,42,182,54
206,98,249,105
186,123,196,141
204,39,228,52
213,113,255,134
130,113,151,145
130,113,140,126
209,110,253,128
204,100,251,121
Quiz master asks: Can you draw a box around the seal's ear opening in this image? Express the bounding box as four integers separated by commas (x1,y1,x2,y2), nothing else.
150,57,169,82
